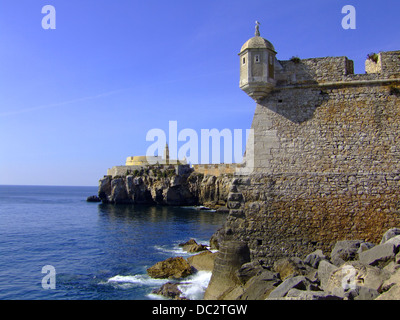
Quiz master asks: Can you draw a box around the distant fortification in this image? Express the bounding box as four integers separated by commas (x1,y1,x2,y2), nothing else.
215,25,400,263
107,144,188,177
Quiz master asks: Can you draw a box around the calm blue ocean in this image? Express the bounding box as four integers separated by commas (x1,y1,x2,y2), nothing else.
0,185,227,300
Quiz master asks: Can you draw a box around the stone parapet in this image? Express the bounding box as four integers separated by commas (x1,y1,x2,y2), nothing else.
275,50,400,87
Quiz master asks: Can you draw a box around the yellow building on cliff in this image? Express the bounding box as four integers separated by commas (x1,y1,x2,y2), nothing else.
125,144,187,166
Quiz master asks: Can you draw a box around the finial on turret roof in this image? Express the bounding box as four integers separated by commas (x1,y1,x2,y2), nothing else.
255,21,260,36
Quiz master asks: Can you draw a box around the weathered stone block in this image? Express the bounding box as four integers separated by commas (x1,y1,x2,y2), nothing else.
267,276,311,299
273,257,303,280
285,288,343,300
304,249,326,269
380,228,400,244
330,240,364,266
317,260,338,291
237,270,281,300
359,243,397,267
375,284,400,300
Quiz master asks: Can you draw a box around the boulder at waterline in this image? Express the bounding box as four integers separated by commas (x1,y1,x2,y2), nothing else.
151,282,185,300
86,195,101,202
179,239,208,253
147,257,193,279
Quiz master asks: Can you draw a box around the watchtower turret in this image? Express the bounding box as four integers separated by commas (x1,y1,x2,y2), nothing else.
239,21,277,102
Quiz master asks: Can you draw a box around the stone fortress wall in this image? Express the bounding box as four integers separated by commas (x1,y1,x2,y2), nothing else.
192,163,242,176
249,50,400,174
217,48,400,264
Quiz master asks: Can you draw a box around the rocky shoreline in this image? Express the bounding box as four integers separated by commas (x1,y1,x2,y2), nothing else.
94,172,400,300
146,239,218,300
97,169,232,209
148,228,400,300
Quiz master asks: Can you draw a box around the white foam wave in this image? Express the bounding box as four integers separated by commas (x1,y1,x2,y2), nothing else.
107,274,168,287
107,270,212,300
146,293,168,300
178,271,212,300
154,239,212,257
106,243,215,298
181,206,216,212
154,245,188,257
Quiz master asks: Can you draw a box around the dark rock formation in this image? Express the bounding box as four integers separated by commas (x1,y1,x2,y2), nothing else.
179,239,208,253
151,282,185,300
86,195,101,202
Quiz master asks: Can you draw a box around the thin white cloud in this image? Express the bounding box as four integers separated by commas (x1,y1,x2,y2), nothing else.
0,88,126,117
0,68,234,117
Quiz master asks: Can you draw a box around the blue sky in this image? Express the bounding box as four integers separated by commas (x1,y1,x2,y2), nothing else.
0,0,399,186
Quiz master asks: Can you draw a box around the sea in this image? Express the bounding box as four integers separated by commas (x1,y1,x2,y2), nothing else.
0,185,228,300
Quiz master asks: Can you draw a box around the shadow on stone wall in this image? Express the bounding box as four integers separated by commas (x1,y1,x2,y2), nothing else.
259,86,330,124
257,58,343,123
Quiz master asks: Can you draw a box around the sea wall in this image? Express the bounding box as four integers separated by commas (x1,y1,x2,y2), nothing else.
212,173,400,266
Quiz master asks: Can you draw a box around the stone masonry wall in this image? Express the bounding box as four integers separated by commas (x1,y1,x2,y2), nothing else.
251,83,400,174
214,50,400,265
216,173,400,266
192,163,242,176
276,56,354,85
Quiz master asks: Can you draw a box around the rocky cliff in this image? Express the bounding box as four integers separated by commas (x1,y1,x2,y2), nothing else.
98,166,233,209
